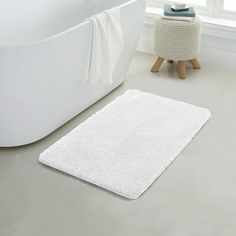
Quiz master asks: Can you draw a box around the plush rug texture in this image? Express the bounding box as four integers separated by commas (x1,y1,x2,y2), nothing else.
39,90,211,199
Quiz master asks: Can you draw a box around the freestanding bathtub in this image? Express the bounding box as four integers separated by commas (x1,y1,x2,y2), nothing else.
0,0,145,147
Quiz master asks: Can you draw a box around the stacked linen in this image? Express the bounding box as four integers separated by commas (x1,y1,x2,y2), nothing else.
161,4,196,22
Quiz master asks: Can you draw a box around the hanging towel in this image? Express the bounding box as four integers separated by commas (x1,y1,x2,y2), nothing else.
87,7,124,84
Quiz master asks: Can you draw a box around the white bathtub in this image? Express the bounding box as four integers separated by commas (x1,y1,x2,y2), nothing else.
0,0,145,147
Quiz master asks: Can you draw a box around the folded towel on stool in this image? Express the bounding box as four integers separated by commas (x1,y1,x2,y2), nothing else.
161,14,193,22
164,4,196,17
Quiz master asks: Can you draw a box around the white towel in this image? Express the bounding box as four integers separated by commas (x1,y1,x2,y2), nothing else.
161,14,193,22
87,7,124,84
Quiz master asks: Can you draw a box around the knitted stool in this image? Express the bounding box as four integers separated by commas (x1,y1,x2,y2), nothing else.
151,16,201,79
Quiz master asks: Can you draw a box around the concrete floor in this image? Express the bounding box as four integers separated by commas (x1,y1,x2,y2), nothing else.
1,52,236,236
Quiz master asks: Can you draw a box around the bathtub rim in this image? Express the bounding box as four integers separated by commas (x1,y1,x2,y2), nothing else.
0,0,140,49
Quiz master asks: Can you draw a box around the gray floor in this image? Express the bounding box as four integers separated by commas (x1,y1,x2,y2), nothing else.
1,52,236,236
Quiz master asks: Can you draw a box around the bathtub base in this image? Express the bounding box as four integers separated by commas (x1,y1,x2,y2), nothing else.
2,80,124,147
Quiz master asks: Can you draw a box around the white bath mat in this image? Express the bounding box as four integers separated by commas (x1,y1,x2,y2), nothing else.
39,90,211,199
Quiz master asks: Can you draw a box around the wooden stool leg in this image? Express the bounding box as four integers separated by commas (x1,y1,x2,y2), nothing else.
178,61,186,79
167,60,174,63
191,58,201,69
151,57,165,73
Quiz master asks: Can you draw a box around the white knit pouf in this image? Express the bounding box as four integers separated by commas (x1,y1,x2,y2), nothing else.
151,16,201,79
